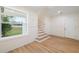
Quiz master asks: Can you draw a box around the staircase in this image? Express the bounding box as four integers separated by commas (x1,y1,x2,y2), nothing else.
36,19,50,42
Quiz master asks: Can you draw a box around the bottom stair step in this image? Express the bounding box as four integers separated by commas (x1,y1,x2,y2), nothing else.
36,36,50,42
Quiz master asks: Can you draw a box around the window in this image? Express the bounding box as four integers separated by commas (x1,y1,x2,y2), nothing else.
0,7,27,38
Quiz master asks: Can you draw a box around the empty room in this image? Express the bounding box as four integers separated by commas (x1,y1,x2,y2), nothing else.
0,6,79,53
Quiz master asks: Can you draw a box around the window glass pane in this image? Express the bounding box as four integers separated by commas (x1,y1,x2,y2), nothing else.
1,16,23,37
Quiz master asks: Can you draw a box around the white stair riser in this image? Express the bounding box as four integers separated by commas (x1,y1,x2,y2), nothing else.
38,33,46,36
38,35,48,39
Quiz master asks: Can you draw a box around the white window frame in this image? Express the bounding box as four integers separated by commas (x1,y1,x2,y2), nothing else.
0,6,27,40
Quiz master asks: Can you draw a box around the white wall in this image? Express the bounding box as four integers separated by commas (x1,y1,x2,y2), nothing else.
44,17,51,34
64,15,77,39
0,8,38,52
49,14,79,40
64,14,79,40
28,12,38,40
50,15,65,37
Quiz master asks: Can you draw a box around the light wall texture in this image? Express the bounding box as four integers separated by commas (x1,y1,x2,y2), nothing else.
44,17,51,34
49,14,79,40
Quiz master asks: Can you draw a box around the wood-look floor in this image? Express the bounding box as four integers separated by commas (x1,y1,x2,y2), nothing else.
9,36,79,53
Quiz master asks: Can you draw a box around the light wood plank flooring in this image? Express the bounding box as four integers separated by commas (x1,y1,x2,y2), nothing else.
9,36,79,53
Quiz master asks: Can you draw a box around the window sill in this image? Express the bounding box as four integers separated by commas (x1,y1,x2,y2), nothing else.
0,34,28,41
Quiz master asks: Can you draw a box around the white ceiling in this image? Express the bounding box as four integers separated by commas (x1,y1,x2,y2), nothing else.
48,6,79,16
11,6,79,17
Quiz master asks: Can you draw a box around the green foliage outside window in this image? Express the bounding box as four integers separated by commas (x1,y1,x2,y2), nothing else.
2,16,12,37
